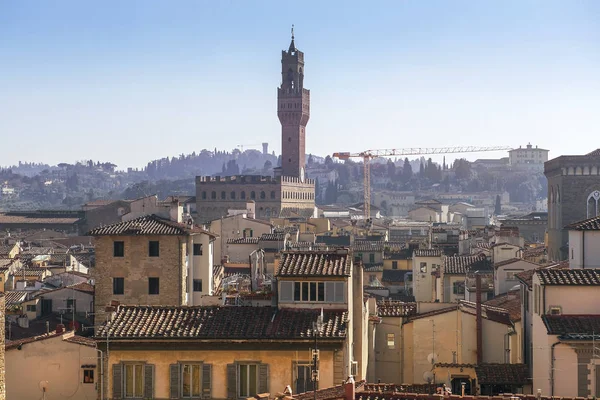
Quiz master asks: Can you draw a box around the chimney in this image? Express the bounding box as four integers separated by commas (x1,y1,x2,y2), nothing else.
476,273,483,364
169,200,183,223
246,201,256,219
56,324,65,334
344,377,355,400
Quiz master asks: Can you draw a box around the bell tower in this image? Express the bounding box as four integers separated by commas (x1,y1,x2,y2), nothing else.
277,26,310,179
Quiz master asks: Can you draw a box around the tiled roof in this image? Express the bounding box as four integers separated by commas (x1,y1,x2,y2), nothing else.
443,253,490,275
87,214,207,236
259,233,285,242
586,149,600,156
352,242,384,252
13,268,45,277
287,242,327,250
538,268,600,285
0,213,81,225
5,331,64,350
64,334,97,348
565,215,600,231
5,290,28,305
363,263,384,272
377,301,417,317
0,244,16,255
484,291,521,322
543,315,600,335
278,251,351,277
226,237,259,245
407,305,458,322
295,380,365,400
278,207,315,219
460,301,511,325
316,235,351,246
381,270,409,283
98,306,348,340
413,249,442,257
360,383,437,395
475,242,492,249
516,269,535,287
474,363,529,385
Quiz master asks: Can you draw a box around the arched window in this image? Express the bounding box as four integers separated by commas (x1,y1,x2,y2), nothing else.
241,191,246,200
587,191,600,218
270,191,276,199
251,191,256,200
260,191,266,199
221,191,226,200
231,191,236,200
265,208,271,217
211,191,217,200
201,191,207,200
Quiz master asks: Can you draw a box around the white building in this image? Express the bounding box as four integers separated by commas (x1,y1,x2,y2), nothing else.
509,143,549,172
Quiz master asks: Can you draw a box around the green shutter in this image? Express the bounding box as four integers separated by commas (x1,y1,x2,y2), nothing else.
112,364,123,399
258,364,269,394
169,364,180,399
227,363,237,399
202,363,212,399
144,364,154,399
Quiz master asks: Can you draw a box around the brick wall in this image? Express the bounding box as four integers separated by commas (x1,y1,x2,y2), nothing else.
92,235,186,325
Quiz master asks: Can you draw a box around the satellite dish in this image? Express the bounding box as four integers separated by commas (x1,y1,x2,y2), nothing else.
427,353,438,364
423,371,434,383
39,381,49,392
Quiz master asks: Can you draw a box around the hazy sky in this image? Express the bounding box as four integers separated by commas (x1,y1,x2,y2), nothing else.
2,1,599,169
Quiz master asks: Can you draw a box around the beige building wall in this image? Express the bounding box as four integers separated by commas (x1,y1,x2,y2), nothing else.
6,333,97,400
412,255,442,302
107,348,337,400
0,295,4,400
374,316,403,383
92,234,186,324
211,215,271,264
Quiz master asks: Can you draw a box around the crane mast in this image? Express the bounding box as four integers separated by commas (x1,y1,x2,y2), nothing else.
332,145,512,221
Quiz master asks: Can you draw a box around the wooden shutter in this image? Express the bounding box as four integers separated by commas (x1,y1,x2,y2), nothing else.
144,364,155,399
202,363,212,399
112,364,123,399
169,364,180,399
227,363,237,399
258,363,269,394
280,281,293,302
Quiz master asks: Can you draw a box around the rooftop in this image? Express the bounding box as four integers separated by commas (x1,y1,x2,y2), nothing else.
278,250,351,277
87,214,216,237
377,301,416,317
484,290,521,322
538,268,600,285
413,249,442,258
543,315,600,335
98,306,348,340
565,215,600,231
443,253,490,275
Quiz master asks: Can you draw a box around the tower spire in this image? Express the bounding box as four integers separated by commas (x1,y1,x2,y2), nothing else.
289,24,296,53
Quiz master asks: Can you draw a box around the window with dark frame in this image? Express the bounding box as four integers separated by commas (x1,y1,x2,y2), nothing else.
193,243,203,256
113,277,124,295
113,241,124,257
148,241,160,257
149,277,160,295
238,364,258,397
83,369,94,384
392,261,398,269
193,279,202,292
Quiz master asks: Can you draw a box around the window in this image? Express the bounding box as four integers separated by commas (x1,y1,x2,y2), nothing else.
26,304,36,312
113,277,124,295
392,261,398,270
369,253,375,263
193,243,203,256
453,281,465,295
114,241,124,257
181,364,202,398
239,364,258,397
83,369,94,384
241,191,246,200
289,281,342,302
294,362,316,394
260,191,266,199
149,277,159,295
534,284,540,314
124,363,144,398
231,191,236,200
505,270,521,281
67,298,76,313
270,191,276,199
251,191,256,200
201,191,207,200
193,279,203,292
148,241,160,257
211,191,216,200
221,191,226,200
420,262,427,273
387,333,395,349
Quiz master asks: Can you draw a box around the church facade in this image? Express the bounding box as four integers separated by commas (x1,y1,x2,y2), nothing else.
545,149,600,261
196,32,316,222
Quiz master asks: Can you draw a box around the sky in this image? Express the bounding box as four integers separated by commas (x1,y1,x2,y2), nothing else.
1,1,599,169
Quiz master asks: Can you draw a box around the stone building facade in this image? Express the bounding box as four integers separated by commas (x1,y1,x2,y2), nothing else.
0,294,5,400
88,215,216,326
196,32,315,223
545,149,600,261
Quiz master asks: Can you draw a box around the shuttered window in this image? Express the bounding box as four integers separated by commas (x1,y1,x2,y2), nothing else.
170,362,212,399
280,281,294,302
227,362,269,399
112,362,154,399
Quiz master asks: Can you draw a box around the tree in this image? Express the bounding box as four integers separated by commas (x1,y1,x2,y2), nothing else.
402,158,412,183
453,159,472,180
495,194,501,215
325,155,333,167
308,154,314,165
386,160,396,180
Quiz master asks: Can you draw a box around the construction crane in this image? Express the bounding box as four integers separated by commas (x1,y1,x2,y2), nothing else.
332,146,512,221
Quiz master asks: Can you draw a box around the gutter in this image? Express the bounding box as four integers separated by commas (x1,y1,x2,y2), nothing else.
550,341,560,396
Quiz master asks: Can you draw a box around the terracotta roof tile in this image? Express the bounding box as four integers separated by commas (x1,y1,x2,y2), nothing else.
227,237,260,244
5,290,28,305
474,363,529,385
363,263,384,272
538,268,600,285
484,291,521,322
543,315,600,335
295,380,365,400
566,215,600,231
377,301,416,317
278,250,351,277
87,214,212,236
64,334,96,347
259,233,285,242
460,301,512,325
443,253,490,275
98,306,348,340
414,249,442,257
